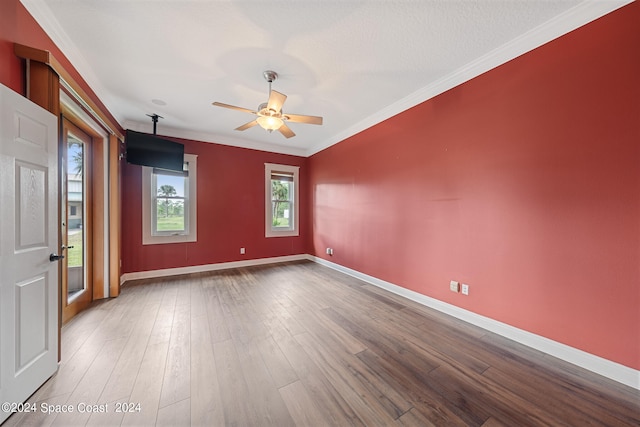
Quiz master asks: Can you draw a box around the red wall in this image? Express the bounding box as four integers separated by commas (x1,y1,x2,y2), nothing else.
0,0,118,127
121,137,309,273
0,0,25,92
308,3,640,370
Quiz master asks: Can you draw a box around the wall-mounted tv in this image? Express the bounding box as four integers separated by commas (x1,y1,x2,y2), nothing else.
125,129,184,172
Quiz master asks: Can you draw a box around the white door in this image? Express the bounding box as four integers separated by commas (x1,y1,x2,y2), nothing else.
0,83,59,424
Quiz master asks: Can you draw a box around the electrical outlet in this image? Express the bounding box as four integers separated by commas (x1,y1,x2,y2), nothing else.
326,248,334,255
461,283,469,295
240,247,245,254
450,280,459,292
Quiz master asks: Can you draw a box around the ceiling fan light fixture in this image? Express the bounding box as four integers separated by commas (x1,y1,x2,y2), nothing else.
257,115,283,131
212,70,323,138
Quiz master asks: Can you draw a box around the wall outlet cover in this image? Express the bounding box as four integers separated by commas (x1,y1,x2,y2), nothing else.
450,280,459,292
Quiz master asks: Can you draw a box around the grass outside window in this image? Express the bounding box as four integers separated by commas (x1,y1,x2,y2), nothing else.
67,232,83,267
157,216,185,231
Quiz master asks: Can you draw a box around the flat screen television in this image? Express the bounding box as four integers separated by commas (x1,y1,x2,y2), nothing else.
125,129,184,172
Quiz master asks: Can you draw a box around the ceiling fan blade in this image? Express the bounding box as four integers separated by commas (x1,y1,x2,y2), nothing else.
284,113,323,125
235,120,259,131
267,90,287,113
278,123,295,138
212,102,256,115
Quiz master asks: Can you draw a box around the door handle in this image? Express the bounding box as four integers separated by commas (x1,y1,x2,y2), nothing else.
61,245,74,251
49,253,65,262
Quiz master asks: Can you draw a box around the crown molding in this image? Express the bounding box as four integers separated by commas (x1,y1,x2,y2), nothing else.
305,0,633,156
122,120,309,157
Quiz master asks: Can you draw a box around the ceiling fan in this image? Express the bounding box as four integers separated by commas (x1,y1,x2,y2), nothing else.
212,70,323,138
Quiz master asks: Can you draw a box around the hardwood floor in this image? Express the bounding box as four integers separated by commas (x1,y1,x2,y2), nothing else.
4,261,638,426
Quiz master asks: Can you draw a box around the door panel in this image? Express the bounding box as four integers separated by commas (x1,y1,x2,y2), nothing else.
16,275,48,370
16,162,48,247
0,84,58,424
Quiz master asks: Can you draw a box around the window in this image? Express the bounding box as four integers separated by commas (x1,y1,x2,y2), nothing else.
265,163,299,237
142,153,197,244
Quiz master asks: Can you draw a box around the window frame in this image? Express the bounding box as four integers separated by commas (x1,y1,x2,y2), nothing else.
142,153,198,245
265,163,299,238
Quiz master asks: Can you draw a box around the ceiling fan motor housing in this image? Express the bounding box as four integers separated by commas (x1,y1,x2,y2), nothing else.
263,70,278,83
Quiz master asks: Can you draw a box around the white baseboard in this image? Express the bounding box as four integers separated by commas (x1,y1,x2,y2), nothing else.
309,256,640,390
119,254,309,284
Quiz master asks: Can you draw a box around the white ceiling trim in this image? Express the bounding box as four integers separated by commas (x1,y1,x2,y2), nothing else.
123,120,309,158
21,0,632,158
20,0,114,120
306,0,633,156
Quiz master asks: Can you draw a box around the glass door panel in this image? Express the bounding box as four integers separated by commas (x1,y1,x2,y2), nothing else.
61,118,92,323
66,134,85,301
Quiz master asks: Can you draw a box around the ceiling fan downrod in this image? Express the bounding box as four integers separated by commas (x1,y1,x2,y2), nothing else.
263,70,278,95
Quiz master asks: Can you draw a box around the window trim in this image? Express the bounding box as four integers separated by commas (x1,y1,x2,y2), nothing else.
265,163,299,238
142,153,197,245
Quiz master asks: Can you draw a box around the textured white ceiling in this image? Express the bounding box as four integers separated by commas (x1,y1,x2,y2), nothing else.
20,1,629,156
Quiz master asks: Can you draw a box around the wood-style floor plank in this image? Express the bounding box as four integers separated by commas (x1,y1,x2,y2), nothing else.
294,331,400,426
120,340,169,426
97,301,159,404
279,380,332,426
189,313,224,426
255,335,298,389
5,260,638,426
49,337,128,427
356,348,470,426
156,398,190,426
397,407,439,427
158,301,190,409
213,339,257,427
